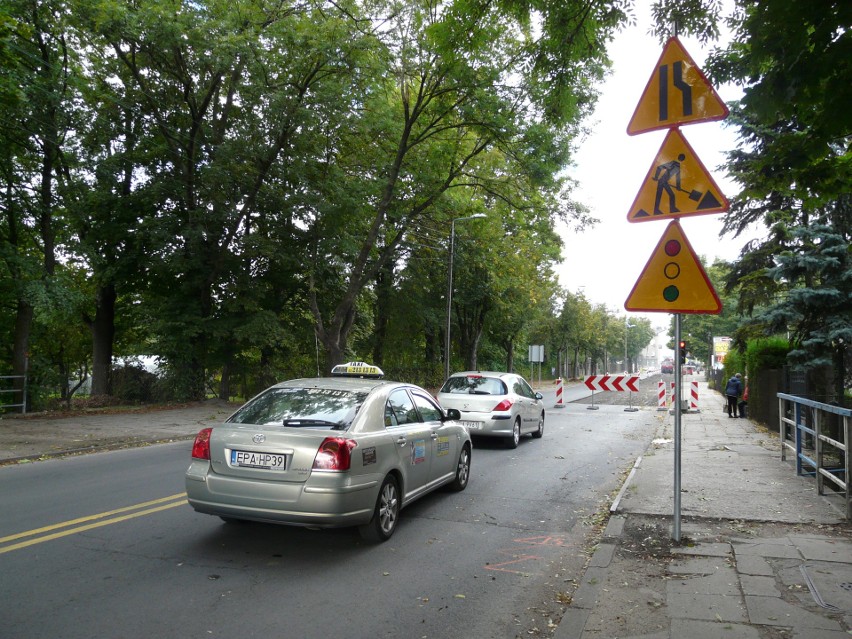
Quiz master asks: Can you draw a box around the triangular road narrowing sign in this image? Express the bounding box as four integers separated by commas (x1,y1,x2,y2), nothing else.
627,128,729,223
624,220,722,314
627,36,729,136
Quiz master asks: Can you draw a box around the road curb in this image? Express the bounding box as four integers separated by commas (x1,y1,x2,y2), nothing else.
0,435,195,466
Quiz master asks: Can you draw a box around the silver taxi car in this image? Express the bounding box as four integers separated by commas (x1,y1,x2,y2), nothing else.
185,363,471,542
437,371,544,449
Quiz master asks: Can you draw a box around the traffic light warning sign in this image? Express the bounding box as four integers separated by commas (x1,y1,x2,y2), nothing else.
624,220,721,314
627,128,729,222
627,36,729,135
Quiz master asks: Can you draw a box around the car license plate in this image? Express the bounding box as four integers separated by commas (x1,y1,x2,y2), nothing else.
459,420,483,431
231,450,287,470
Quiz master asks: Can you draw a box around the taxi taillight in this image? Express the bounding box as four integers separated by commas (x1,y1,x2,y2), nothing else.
312,437,356,471
191,428,212,460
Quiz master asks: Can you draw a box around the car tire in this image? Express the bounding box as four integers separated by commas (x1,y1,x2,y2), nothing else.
532,412,544,439
448,444,471,491
359,474,400,542
505,418,521,449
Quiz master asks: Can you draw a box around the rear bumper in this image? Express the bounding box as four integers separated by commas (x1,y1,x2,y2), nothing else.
457,413,513,438
185,460,378,528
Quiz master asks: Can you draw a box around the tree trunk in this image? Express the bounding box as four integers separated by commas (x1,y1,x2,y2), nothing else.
424,326,440,365
505,339,515,373
323,339,347,376
12,300,33,412
311,285,356,375
462,326,482,370
90,284,117,396
372,261,394,366
219,361,231,401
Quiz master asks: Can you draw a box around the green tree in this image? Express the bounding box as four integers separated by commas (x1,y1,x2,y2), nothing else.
77,0,368,398
556,290,595,379
672,259,741,366
708,0,851,401
0,0,79,408
302,0,624,372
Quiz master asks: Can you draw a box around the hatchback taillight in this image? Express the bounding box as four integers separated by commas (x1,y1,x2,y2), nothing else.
312,437,357,471
493,399,513,412
191,428,212,460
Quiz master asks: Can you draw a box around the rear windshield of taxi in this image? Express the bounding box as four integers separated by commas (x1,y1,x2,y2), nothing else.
227,387,367,429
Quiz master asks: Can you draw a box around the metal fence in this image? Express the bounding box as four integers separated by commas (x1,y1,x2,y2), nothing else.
0,375,27,414
778,392,850,519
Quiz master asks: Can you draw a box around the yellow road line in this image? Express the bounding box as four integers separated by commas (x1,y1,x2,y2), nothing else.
0,493,187,555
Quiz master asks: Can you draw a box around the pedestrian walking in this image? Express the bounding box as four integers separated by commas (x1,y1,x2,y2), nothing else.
725,373,742,418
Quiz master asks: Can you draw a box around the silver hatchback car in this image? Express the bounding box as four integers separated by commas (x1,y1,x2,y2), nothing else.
186,363,472,542
437,371,544,449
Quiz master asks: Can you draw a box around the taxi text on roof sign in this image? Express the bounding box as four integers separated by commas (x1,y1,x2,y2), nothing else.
330,361,385,378
624,220,721,314
627,36,729,136
627,128,729,222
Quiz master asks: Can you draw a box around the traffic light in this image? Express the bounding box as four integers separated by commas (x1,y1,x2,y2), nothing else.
679,340,687,364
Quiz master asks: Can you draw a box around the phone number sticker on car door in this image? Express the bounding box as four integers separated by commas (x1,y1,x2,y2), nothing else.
231,450,287,470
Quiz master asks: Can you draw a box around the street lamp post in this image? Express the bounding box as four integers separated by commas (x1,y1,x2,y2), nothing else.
445,214,486,381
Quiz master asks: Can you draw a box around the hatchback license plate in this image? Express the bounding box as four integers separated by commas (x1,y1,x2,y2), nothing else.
459,420,483,431
231,450,287,470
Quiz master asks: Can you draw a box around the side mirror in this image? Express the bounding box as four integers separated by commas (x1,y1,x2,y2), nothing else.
444,408,461,420
535,392,543,400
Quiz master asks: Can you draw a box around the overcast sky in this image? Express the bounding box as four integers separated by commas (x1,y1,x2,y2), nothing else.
557,6,758,332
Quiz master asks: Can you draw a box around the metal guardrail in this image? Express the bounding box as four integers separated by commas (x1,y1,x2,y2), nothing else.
0,374,27,414
778,392,850,519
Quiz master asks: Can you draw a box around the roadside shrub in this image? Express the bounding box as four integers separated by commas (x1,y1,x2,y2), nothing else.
745,338,790,374
111,365,158,403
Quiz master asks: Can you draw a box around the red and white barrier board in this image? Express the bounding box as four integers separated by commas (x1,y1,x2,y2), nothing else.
584,375,640,392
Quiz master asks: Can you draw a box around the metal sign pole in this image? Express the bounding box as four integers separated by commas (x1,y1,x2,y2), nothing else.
673,313,682,542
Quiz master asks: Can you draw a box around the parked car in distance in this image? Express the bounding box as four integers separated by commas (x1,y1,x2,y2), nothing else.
185,362,472,542
661,359,674,374
437,371,544,449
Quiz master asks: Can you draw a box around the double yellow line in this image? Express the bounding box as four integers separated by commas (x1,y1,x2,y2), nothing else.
0,493,187,555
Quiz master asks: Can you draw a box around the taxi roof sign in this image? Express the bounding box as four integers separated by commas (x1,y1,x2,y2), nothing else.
331,361,385,378
627,36,729,136
624,220,722,314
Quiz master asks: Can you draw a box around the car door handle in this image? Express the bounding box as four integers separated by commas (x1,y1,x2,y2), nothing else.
396,436,407,447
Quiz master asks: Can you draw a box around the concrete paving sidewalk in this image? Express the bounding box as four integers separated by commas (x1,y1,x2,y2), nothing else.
556,380,851,639
0,399,237,463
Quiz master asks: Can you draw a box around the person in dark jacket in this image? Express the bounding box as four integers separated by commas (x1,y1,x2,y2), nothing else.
725,373,742,418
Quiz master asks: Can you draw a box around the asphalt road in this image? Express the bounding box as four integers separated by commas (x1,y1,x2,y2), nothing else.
0,392,661,639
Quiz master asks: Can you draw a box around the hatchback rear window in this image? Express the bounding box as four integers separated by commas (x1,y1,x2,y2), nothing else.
227,387,367,429
440,376,507,395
